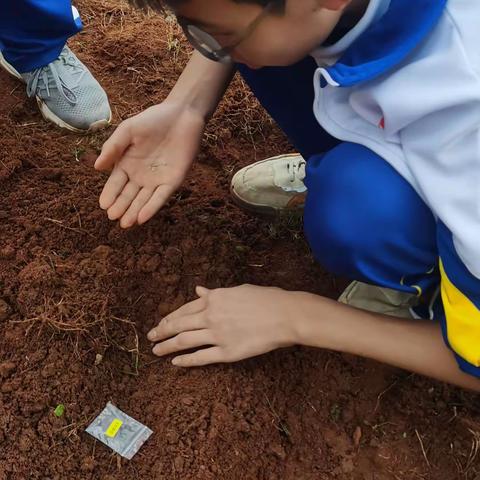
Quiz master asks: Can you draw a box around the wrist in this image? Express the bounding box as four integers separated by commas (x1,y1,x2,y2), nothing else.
150,99,207,137
164,94,210,123
282,291,321,346
288,292,342,348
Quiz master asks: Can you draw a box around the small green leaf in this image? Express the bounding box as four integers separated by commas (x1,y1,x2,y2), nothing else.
54,404,65,417
330,403,342,422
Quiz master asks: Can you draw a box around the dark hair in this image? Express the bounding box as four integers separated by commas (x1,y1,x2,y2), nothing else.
128,0,285,13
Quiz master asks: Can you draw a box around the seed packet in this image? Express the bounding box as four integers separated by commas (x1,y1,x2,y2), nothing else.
86,402,153,460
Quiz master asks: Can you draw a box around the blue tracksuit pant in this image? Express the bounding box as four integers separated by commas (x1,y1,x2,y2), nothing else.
0,0,81,73
238,57,440,299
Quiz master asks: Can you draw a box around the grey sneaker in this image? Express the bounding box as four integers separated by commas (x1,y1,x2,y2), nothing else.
338,281,418,319
230,153,307,215
0,46,111,132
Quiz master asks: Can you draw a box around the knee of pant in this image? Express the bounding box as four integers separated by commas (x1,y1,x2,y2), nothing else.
304,191,373,276
303,144,430,276
303,167,365,274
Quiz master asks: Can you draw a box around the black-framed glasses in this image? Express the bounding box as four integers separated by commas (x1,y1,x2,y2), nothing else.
177,1,275,64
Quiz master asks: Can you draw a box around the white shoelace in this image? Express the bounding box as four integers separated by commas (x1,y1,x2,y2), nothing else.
25,48,85,105
286,157,306,183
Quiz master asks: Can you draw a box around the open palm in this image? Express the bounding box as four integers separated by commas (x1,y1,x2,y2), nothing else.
95,103,205,228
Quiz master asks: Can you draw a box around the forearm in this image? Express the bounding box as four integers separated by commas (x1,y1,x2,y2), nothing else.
166,51,235,120
292,293,480,392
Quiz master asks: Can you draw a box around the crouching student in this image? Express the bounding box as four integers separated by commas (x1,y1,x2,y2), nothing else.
95,0,480,392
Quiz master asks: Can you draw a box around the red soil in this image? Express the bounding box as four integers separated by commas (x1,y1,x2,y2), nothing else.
0,1,479,479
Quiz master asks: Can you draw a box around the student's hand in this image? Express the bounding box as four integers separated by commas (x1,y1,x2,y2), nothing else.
95,102,205,228
147,285,298,366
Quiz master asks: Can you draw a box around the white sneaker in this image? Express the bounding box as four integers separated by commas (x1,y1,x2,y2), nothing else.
338,281,418,319
230,153,307,215
0,46,111,132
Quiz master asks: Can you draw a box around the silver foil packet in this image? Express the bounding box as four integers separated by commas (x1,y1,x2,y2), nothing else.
86,402,153,460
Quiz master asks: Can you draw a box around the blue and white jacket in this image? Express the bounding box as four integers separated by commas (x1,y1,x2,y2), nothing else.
311,0,480,377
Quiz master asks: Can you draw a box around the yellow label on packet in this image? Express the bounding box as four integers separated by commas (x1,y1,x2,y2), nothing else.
105,418,123,438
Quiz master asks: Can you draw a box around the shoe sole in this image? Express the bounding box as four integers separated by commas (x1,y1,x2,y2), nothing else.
230,183,304,218
0,51,112,133
338,281,416,319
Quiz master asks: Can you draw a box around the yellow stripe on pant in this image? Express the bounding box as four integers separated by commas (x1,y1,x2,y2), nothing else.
440,260,480,368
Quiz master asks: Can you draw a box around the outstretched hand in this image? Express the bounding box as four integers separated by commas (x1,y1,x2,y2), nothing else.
95,103,205,228
147,285,298,367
